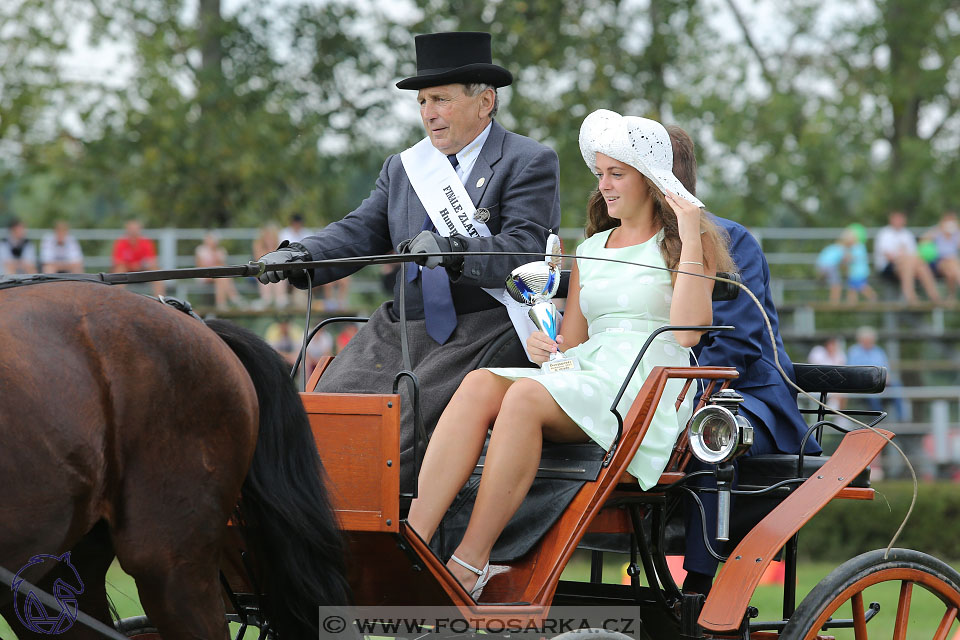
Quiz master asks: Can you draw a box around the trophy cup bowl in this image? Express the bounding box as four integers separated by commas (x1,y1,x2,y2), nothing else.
506,261,579,374
505,261,560,306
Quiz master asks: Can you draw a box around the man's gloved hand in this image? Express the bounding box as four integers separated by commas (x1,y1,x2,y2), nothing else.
398,231,465,271
256,240,311,284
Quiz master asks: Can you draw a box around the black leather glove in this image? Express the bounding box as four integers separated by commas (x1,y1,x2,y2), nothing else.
256,240,311,284
398,231,465,271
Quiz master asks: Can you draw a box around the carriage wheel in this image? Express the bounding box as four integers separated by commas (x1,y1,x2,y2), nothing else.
115,616,161,639
779,548,960,640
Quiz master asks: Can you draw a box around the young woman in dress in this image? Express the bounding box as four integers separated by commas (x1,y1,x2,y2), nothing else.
407,109,734,597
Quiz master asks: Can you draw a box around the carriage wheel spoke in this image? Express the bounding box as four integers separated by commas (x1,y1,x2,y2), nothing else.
932,605,958,640
892,581,913,640
851,591,868,640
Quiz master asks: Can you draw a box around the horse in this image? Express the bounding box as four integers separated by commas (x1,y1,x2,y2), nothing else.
0,279,349,639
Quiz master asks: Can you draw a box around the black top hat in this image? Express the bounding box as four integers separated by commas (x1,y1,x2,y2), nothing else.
396,32,512,90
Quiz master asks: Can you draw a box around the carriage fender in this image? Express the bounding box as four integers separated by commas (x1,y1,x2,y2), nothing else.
697,427,894,633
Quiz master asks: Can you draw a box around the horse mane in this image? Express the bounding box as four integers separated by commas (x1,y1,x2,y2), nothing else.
205,319,350,637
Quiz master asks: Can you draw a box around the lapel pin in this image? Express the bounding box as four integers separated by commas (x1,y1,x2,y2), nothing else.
474,208,491,223
476,177,485,188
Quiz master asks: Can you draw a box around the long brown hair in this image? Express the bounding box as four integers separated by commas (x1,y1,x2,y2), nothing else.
584,175,734,275
666,125,697,196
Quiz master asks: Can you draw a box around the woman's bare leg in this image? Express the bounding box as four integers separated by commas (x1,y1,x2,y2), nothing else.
407,370,513,543
445,378,588,589
915,258,944,303
939,258,960,298
894,255,919,303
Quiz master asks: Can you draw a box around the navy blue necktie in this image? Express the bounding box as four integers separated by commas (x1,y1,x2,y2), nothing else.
412,153,459,344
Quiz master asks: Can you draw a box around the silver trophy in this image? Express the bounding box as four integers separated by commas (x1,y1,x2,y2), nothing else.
505,236,580,373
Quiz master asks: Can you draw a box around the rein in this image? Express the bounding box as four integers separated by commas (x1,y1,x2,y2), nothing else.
1,248,918,556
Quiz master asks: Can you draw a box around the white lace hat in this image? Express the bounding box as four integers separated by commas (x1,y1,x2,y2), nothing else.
579,109,704,208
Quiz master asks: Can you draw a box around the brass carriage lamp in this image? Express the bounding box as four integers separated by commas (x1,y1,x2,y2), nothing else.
687,388,754,465
688,388,755,542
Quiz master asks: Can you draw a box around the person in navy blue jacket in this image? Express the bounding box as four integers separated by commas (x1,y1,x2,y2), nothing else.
666,126,818,595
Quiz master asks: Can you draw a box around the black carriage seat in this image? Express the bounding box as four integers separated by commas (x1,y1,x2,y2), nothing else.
791,362,887,395
737,363,887,492
575,363,889,556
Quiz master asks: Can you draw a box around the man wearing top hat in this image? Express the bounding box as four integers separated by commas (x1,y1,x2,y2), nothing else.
258,31,561,492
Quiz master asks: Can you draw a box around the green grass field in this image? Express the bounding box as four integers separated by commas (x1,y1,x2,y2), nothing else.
559,550,960,638
2,554,958,638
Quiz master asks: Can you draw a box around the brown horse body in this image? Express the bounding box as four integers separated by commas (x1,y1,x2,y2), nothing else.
0,281,347,639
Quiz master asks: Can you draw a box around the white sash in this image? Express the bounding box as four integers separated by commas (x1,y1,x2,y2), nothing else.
400,137,537,360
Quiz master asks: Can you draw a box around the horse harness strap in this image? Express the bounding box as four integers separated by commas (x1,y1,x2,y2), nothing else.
158,296,203,321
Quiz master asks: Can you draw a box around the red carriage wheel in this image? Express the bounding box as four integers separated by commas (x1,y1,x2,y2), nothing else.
780,548,960,640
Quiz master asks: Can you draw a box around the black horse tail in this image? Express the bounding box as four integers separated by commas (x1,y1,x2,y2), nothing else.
206,319,350,638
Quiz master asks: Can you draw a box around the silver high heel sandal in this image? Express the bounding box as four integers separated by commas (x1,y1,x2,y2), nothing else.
449,554,491,599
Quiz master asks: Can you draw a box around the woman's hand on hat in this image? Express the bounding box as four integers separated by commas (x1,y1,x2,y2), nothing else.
527,331,562,364
664,189,701,237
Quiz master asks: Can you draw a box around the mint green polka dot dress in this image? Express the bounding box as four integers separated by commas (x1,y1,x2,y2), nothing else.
486,228,694,489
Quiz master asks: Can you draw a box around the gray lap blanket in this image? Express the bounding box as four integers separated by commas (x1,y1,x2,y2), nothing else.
315,301,513,494
431,441,606,563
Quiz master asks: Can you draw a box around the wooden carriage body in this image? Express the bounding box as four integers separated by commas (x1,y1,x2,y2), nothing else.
280,353,929,639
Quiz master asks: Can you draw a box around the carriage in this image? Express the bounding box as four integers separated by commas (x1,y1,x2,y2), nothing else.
3,269,959,640
133,267,960,639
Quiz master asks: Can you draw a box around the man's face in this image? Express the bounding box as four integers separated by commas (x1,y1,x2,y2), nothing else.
125,221,142,238
418,84,491,154
890,212,906,228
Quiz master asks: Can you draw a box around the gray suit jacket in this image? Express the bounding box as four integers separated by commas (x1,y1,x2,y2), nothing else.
297,120,562,319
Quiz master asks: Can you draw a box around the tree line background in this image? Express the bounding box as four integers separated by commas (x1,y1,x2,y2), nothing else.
1,0,958,233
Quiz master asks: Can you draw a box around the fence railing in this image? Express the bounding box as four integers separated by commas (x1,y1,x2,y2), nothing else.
8,223,960,477
10,224,921,272
817,385,960,478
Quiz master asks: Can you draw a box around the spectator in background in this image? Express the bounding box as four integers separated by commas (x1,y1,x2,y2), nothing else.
923,211,960,301
195,231,244,310
873,211,942,304
40,221,84,273
842,224,876,303
265,316,332,376
814,234,846,303
847,326,906,421
335,323,360,354
1,218,37,275
280,212,350,309
112,219,164,296
266,316,302,365
324,273,351,311
814,224,876,304
252,224,289,309
279,213,313,307
279,212,312,246
808,336,847,410
809,336,846,367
